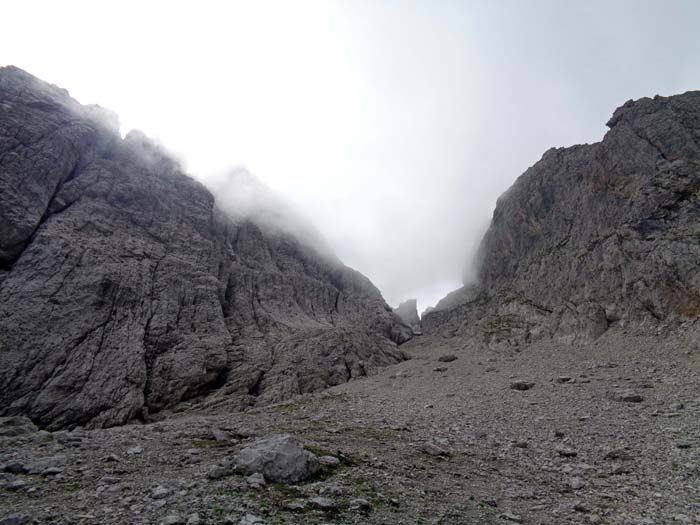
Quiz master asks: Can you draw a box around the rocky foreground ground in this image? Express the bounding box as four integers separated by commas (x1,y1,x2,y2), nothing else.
2,328,699,525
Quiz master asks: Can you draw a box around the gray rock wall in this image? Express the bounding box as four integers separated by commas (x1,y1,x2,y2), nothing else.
425,91,700,343
0,66,411,430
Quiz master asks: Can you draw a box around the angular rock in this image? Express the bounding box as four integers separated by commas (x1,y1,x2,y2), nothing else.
349,498,371,511
318,455,340,468
245,472,266,489
25,455,66,475
238,515,265,525
609,389,644,403
0,515,31,525
309,496,336,510
510,380,535,391
0,417,38,437
151,485,170,500
234,434,320,483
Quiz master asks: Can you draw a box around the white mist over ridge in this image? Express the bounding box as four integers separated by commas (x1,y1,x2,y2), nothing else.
2,1,700,313
203,167,338,262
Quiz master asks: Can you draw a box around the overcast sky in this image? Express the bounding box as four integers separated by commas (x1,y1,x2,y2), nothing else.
3,1,700,312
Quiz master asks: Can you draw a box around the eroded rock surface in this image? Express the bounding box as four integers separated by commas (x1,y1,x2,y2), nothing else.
0,66,411,430
425,91,700,344
393,299,422,334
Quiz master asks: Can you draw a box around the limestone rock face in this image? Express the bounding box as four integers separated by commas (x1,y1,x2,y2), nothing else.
0,66,411,430
425,91,700,344
393,299,421,334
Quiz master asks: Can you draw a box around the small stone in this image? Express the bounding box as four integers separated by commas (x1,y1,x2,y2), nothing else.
510,380,535,391
604,448,632,461
0,514,31,525
186,514,201,525
418,441,449,457
207,464,234,480
574,501,591,513
41,466,63,476
239,514,265,525
309,496,336,510
4,479,28,491
99,476,121,485
160,515,183,525
673,515,692,524
246,472,266,488
499,512,523,523
211,428,229,442
127,446,144,455
556,376,573,383
556,446,577,458
512,441,528,449
569,477,586,490
0,416,38,437
670,402,685,411
151,485,170,499
321,483,342,496
285,501,306,511
25,455,66,474
433,366,449,372
609,389,643,403
1,463,27,475
611,464,631,475
349,498,371,511
438,354,458,362
318,456,340,468
676,442,692,449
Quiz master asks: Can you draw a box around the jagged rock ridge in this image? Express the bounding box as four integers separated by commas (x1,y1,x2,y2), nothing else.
424,91,700,344
0,66,412,430
393,299,422,334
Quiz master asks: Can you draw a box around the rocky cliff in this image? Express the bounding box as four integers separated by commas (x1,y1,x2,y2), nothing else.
0,66,412,430
393,299,422,334
424,91,700,344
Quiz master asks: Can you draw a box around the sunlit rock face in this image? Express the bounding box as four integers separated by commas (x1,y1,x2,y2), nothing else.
425,91,700,345
0,66,412,430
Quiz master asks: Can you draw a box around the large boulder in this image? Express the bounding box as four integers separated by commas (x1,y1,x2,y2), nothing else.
0,66,412,430
234,435,321,483
425,91,700,343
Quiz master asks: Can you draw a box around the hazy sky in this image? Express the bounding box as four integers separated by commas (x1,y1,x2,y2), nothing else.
3,1,700,312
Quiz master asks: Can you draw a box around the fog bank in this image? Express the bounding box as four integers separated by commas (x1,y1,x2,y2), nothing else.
2,0,700,312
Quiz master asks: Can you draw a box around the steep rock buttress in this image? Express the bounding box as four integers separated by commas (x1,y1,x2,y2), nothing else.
0,67,412,430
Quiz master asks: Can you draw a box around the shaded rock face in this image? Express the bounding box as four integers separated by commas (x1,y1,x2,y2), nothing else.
425,91,700,344
0,66,411,430
393,299,421,333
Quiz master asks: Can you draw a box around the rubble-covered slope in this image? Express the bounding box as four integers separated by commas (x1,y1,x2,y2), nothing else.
424,91,700,343
0,66,411,430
